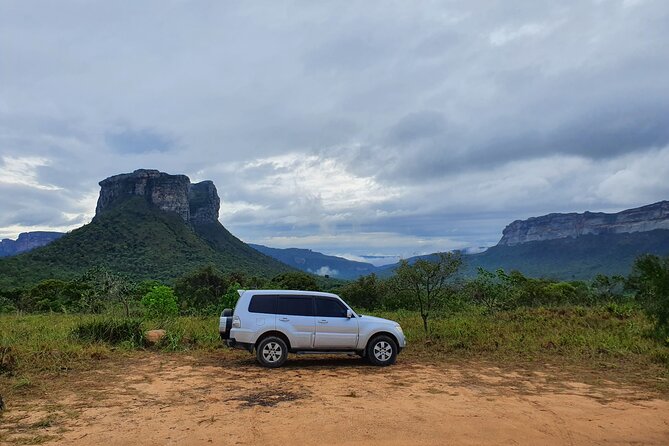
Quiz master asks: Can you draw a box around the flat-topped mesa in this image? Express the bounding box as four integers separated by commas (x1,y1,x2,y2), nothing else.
95,169,220,225
498,200,669,246
0,232,64,257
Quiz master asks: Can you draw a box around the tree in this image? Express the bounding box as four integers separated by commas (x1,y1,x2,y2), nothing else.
141,285,179,320
19,279,69,312
467,268,518,313
591,274,625,302
270,272,318,291
221,282,242,309
391,253,462,335
174,266,230,311
339,274,385,310
100,270,135,317
628,254,669,339
74,267,136,314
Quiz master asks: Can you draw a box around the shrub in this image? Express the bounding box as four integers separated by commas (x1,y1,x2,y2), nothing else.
141,285,179,320
0,296,16,314
606,302,637,319
72,318,144,345
339,274,385,310
1,346,17,374
221,283,241,309
174,266,230,311
466,268,519,313
628,254,669,338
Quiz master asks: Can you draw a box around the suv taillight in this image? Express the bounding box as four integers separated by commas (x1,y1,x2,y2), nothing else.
232,315,241,328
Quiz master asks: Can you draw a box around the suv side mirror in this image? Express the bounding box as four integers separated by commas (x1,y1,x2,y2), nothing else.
346,309,353,318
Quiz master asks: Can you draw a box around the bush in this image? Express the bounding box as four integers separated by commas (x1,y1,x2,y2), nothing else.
0,296,16,314
174,266,230,311
141,285,179,320
606,302,637,319
465,268,519,313
339,274,385,310
0,346,17,374
628,254,669,338
72,318,145,345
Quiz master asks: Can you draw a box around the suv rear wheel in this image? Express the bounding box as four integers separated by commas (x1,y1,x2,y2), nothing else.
366,335,397,366
256,336,288,368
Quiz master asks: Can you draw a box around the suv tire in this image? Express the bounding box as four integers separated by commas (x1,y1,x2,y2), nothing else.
366,335,397,366
256,336,288,368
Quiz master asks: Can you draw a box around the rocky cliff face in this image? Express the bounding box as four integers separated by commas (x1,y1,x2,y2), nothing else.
498,201,669,246
188,180,220,224
95,169,220,224
0,232,64,257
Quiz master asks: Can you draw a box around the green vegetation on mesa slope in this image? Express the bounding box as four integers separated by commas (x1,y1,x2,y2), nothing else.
466,230,669,280
0,197,291,288
373,230,669,280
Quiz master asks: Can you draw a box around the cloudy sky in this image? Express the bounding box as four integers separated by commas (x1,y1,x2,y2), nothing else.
1,1,668,263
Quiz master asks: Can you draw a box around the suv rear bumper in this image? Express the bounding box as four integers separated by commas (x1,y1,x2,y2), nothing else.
225,338,254,352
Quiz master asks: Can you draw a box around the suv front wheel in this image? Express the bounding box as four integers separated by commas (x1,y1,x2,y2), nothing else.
256,336,288,368
366,335,398,366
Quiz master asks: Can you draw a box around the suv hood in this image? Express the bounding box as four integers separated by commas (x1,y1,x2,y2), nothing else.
358,315,398,326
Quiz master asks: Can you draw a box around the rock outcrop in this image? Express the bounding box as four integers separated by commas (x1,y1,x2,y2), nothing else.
0,232,64,257
95,169,220,225
144,329,167,345
498,201,669,246
188,180,220,224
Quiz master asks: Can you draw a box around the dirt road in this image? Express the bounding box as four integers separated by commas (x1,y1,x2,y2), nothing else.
2,354,669,445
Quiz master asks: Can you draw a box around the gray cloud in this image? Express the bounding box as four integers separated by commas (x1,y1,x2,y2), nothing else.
105,127,174,154
1,0,668,257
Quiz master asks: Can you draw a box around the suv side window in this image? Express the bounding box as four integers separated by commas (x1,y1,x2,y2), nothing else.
277,296,314,316
315,297,348,318
248,295,277,314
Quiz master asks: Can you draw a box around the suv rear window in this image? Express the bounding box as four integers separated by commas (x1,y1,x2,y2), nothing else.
315,297,348,318
248,295,277,314
277,296,314,316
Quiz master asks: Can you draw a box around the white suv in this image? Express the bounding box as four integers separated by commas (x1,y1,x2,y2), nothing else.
219,290,406,368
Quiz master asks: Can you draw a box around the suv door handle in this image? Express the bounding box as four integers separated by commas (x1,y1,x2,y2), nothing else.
279,317,290,322
318,320,328,324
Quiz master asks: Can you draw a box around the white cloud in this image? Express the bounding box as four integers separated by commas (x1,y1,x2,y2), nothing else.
594,146,669,204
256,232,470,258
219,201,266,219
489,23,553,46
309,266,339,277
335,253,401,267
0,156,61,190
237,153,401,211
1,1,669,258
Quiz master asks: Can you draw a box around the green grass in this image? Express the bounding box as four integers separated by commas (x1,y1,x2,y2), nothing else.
373,306,669,367
0,314,224,374
1,306,668,385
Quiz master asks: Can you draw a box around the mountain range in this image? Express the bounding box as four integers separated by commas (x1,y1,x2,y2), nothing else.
1,169,668,283
248,244,378,280
0,232,64,257
378,201,669,279
0,169,291,288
